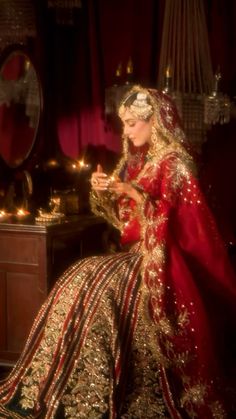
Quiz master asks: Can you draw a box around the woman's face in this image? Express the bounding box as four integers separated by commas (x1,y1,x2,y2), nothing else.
121,108,153,148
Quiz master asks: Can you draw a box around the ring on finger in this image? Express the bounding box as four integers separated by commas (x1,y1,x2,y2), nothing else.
92,178,99,185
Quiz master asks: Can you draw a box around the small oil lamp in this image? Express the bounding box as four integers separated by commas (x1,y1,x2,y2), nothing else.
71,159,90,171
0,210,8,221
16,208,30,219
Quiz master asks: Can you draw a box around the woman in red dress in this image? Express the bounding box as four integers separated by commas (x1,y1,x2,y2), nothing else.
0,85,236,418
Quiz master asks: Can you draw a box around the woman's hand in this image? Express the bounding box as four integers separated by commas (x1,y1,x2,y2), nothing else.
110,181,142,203
91,166,142,203
90,164,110,192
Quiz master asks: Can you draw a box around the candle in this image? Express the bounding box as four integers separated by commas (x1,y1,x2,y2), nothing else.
0,210,7,221
126,57,133,75
71,160,90,171
16,208,30,218
78,160,90,170
0,211,9,222
115,62,122,78
163,65,172,93
166,65,171,78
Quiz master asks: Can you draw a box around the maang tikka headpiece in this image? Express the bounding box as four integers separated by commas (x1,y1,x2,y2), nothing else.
119,91,153,120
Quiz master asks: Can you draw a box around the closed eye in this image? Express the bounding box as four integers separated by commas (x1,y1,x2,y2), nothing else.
125,119,137,127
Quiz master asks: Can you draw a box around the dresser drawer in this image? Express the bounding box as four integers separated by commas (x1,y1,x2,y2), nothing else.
0,235,40,264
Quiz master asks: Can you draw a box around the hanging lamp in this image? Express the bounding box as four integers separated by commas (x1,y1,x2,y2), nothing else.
157,0,231,150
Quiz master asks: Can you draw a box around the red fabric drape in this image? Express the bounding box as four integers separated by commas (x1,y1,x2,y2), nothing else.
47,0,161,160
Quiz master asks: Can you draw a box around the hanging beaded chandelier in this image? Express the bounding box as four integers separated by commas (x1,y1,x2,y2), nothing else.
157,0,231,149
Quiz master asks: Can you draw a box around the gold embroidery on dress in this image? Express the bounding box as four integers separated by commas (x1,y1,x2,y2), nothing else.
120,314,171,419
61,295,114,418
19,268,87,410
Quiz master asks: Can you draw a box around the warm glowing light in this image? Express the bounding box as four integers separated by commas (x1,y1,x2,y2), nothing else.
166,65,172,78
16,208,29,217
115,62,122,77
79,160,85,167
46,159,59,168
71,160,90,171
126,57,133,75
78,160,90,170
17,209,26,216
24,59,30,71
0,210,6,217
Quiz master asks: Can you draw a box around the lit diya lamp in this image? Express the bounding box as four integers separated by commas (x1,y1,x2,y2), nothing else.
0,210,8,221
71,159,91,171
15,208,30,219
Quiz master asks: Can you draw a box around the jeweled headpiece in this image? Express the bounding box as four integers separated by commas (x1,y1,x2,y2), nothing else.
118,91,153,120
130,92,153,119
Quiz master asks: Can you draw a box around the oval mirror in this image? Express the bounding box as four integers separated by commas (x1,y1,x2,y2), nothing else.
0,50,41,168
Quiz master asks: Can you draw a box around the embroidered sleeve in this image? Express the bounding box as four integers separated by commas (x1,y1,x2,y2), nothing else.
89,190,122,231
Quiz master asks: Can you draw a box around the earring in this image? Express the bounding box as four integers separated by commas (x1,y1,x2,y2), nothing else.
151,125,158,145
148,125,167,159
148,126,159,158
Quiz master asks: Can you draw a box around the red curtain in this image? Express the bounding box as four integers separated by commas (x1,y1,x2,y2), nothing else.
45,0,162,161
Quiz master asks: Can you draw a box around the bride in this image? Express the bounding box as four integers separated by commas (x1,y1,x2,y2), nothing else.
0,85,236,418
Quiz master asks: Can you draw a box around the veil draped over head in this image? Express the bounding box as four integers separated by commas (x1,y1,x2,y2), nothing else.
117,84,196,164
115,85,196,181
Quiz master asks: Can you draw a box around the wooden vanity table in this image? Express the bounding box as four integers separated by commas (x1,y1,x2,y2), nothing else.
0,215,107,366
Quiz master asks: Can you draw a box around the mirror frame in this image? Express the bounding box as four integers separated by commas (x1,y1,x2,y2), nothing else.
0,44,43,169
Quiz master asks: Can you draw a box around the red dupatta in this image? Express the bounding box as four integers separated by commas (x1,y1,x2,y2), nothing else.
114,87,236,417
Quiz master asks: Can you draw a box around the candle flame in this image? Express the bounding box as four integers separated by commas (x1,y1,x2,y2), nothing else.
166,65,171,78
115,62,122,77
17,209,26,215
16,208,29,216
126,57,133,75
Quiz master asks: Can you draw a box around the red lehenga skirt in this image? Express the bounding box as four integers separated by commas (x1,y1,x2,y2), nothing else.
0,250,171,419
